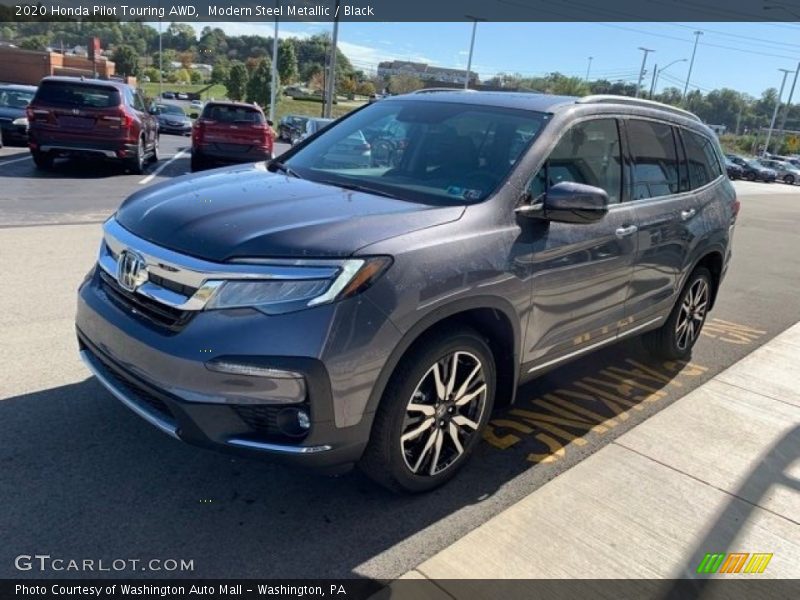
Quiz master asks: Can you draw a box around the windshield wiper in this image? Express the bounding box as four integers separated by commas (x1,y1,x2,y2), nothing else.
267,160,302,179
315,179,401,200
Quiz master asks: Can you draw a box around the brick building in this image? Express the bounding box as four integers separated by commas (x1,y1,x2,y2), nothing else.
0,46,116,86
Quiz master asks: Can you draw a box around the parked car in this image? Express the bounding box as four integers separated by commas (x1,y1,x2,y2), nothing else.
161,92,176,100
0,83,36,145
757,158,800,184
190,101,274,171
150,102,192,136
26,76,159,173
725,154,777,182
177,93,188,100
190,99,204,111
724,157,743,180
278,114,308,142
294,117,334,144
76,92,738,492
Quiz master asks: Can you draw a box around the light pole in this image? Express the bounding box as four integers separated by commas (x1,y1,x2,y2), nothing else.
649,58,687,98
682,31,702,99
158,4,163,98
585,56,593,81
324,0,340,118
269,1,279,124
635,47,654,98
764,68,792,155
464,16,485,90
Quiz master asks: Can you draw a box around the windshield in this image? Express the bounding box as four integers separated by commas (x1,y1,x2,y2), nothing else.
284,99,548,204
0,88,34,108
156,104,185,116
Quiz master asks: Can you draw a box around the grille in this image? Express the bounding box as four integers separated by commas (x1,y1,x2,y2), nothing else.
147,272,198,298
83,343,175,424
99,270,193,332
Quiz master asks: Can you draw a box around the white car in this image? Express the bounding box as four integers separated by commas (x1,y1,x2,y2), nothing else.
190,100,203,110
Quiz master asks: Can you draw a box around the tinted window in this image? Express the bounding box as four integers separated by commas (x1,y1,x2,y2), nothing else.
628,120,680,199
202,104,264,124
683,130,722,188
36,81,120,108
285,100,547,205
528,118,622,204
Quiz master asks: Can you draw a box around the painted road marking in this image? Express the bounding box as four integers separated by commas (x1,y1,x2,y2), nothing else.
0,155,32,167
484,319,766,464
138,148,188,185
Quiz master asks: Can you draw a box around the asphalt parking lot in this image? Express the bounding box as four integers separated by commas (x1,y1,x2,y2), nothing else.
1,140,799,580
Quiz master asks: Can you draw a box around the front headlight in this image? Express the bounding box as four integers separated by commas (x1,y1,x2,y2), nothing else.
12,117,28,127
205,257,391,314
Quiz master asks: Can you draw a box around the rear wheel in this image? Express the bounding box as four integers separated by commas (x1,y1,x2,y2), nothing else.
126,137,146,175
359,327,496,493
31,150,53,170
149,135,159,164
643,267,712,360
190,150,205,172
784,174,795,185
745,171,756,181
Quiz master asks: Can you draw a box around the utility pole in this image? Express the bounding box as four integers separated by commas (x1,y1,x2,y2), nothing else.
158,11,163,97
650,58,687,100
324,0,340,118
764,68,792,156
464,16,485,90
776,61,800,151
585,56,593,81
735,102,744,136
682,31,702,99
649,63,658,99
269,1,279,124
635,47,654,98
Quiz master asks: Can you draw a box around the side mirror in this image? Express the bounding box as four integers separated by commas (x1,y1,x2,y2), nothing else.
189,112,199,119
522,181,608,224
267,119,274,127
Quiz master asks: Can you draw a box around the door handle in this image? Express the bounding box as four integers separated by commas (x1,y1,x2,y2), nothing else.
681,208,697,221
615,225,638,238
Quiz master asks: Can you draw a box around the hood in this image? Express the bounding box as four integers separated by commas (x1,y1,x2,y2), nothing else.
115,163,465,261
0,106,26,119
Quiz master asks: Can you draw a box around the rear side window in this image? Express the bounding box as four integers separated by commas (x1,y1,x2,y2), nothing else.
35,81,120,109
529,118,622,204
627,119,680,200
202,104,264,124
682,130,722,189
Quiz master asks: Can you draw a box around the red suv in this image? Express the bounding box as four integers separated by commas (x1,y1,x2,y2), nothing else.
191,101,274,172
27,76,159,174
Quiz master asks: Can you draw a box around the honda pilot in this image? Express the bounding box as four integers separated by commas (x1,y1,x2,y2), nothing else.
76,92,738,492
27,76,158,173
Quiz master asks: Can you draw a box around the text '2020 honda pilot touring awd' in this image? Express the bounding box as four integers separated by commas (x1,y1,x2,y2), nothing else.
76,92,738,492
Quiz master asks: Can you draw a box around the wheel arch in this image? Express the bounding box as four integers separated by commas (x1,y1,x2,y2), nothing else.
365,297,521,419
682,247,725,311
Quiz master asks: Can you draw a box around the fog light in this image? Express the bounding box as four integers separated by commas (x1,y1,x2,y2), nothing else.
276,407,311,437
297,409,310,430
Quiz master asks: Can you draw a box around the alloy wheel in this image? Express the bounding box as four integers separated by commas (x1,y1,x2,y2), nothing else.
675,278,709,351
401,351,487,477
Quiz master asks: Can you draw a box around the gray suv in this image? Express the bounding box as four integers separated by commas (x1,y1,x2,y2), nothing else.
76,92,738,492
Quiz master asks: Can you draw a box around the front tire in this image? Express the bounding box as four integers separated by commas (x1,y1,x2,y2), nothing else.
190,151,205,172
784,174,795,185
31,150,53,170
643,267,712,360
359,327,496,493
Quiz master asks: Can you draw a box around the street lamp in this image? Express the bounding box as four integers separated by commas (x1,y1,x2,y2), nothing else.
764,68,793,156
269,0,279,124
649,58,687,99
585,56,593,81
464,15,486,90
635,47,654,98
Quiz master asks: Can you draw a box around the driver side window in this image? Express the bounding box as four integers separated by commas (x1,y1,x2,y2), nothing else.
529,119,622,204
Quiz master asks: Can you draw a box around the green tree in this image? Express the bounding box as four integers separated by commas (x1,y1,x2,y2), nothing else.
277,40,298,85
227,62,248,101
246,58,272,107
210,61,229,85
389,74,423,94
190,70,204,84
356,81,376,97
112,45,140,78
19,35,49,51
143,67,161,83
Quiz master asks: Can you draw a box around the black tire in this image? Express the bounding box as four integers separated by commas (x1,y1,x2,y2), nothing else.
359,327,496,493
643,267,713,360
149,135,159,164
31,150,53,170
126,136,146,175
190,151,205,172
745,171,756,181
784,174,795,185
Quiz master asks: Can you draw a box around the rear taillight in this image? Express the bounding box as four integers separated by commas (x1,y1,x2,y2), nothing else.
27,108,51,123
193,119,211,145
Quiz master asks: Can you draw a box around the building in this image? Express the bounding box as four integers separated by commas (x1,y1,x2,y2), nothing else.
377,60,478,86
0,45,117,86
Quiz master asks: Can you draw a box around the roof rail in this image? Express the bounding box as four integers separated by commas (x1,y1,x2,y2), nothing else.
411,87,477,94
576,95,701,122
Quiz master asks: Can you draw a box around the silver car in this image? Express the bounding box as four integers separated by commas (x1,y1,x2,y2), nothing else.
758,158,800,184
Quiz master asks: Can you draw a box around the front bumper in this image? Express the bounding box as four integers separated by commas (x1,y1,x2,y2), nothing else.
75,261,398,471
0,122,28,144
